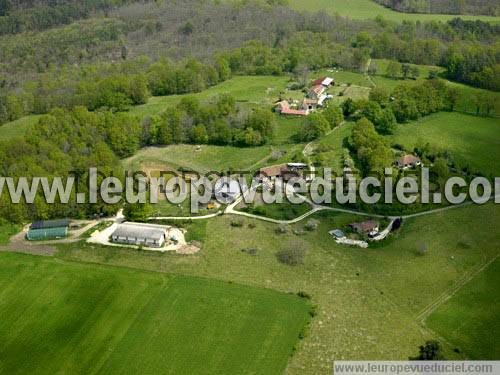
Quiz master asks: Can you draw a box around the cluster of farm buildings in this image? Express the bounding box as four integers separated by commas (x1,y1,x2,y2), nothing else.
275,77,334,116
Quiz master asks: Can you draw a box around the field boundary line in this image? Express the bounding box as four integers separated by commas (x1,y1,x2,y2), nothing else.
415,253,499,323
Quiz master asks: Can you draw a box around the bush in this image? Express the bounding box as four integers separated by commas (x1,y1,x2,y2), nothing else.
304,219,319,231
297,291,311,299
230,220,244,227
276,223,289,234
276,242,307,266
241,248,258,255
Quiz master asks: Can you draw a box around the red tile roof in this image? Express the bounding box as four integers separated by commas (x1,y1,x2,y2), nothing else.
280,108,308,116
397,154,421,166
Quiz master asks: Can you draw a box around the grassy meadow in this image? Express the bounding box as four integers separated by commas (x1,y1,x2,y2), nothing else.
128,75,293,119
388,112,500,176
0,115,42,141
122,144,275,173
314,123,354,175
426,257,500,359
52,202,500,373
0,252,311,374
288,0,500,23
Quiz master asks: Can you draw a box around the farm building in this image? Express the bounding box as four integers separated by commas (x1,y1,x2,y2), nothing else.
27,219,70,241
349,220,380,237
111,222,175,248
27,227,68,241
312,77,334,87
396,154,422,169
329,229,346,239
258,163,305,181
308,85,326,100
30,219,70,230
301,98,319,111
275,100,308,116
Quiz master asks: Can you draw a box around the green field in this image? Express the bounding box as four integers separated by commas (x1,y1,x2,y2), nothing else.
314,123,354,175
54,203,500,372
122,144,275,173
0,253,311,374
426,257,500,359
388,112,500,176
288,0,500,23
129,75,292,119
0,115,42,141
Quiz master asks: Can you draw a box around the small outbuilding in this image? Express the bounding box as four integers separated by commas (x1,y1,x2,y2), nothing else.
396,154,422,169
329,229,346,239
301,98,319,111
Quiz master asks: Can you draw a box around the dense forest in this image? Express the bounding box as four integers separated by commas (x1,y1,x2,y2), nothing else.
0,0,498,222
0,0,137,34
0,0,498,125
374,0,499,16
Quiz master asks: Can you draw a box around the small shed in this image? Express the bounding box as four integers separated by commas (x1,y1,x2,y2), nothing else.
396,154,422,169
329,229,346,239
27,227,68,241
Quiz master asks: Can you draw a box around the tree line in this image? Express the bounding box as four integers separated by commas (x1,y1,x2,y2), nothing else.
0,0,137,35
373,0,499,16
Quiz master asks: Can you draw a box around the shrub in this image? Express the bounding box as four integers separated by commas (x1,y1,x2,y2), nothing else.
304,219,320,231
276,242,307,266
276,223,289,234
241,248,258,255
297,291,311,299
230,220,244,227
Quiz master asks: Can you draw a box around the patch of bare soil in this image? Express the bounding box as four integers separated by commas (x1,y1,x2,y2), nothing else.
176,243,201,255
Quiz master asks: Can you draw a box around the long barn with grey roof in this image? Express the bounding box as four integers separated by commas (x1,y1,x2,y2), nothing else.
111,222,172,248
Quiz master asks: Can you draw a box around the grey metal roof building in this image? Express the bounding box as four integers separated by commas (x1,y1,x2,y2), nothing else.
111,223,169,248
31,219,70,230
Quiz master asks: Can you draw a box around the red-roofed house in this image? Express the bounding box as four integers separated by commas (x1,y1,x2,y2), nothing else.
312,77,334,87
275,100,309,116
396,154,422,169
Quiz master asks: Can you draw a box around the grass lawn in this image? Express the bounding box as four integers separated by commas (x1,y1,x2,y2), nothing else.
53,202,500,374
425,257,500,359
388,112,500,176
447,81,500,116
288,0,500,23
0,252,311,374
238,201,312,221
122,144,274,173
128,75,292,119
314,123,353,175
0,115,42,141
150,196,220,218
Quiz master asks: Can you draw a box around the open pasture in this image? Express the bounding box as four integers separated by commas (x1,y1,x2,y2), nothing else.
0,252,311,375
426,257,500,359
55,203,500,373
288,0,500,23
388,112,500,176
